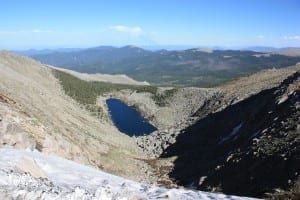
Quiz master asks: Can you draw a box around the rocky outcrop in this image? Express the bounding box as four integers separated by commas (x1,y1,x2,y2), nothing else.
135,130,179,158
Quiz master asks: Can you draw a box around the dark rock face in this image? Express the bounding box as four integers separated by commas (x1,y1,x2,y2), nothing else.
161,72,300,198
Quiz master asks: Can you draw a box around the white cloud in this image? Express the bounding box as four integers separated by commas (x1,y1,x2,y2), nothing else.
32,29,42,33
109,25,143,36
283,35,300,40
32,29,53,33
256,35,265,39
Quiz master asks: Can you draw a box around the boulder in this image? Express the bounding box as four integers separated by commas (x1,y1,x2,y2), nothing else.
16,156,48,179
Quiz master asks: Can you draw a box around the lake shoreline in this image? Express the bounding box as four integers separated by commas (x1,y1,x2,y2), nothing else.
106,98,157,136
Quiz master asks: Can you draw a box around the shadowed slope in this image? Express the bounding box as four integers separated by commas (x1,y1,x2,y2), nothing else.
161,72,300,198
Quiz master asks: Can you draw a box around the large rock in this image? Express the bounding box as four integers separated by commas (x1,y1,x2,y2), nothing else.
16,156,48,179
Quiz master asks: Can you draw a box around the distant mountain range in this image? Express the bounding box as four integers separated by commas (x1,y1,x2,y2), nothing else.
13,48,83,56
15,45,300,86
14,45,300,54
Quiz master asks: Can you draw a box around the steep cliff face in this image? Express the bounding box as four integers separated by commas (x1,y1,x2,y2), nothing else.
0,51,154,182
161,70,300,198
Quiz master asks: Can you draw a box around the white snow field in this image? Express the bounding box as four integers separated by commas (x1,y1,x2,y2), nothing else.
0,147,259,200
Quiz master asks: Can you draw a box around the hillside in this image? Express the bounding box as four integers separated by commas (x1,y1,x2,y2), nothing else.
0,51,154,182
160,66,300,198
272,47,300,57
31,46,300,86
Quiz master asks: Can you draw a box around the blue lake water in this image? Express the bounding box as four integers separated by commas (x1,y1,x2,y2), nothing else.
106,98,157,136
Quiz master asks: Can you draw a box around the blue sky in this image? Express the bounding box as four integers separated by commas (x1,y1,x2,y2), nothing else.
0,0,299,49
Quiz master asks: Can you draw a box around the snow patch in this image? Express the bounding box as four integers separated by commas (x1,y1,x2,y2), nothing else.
218,123,243,145
250,130,261,140
0,147,258,199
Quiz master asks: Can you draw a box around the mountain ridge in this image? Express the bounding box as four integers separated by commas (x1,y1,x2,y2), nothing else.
30,46,300,86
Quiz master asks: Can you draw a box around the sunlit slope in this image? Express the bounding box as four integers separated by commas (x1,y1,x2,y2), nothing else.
0,51,151,181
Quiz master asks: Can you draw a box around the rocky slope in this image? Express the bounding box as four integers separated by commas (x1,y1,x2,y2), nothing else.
160,67,300,198
121,65,300,159
0,51,154,182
